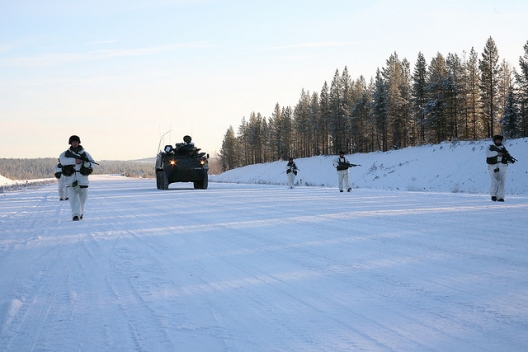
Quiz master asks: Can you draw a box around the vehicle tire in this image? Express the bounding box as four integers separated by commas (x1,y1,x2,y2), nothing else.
194,173,208,189
202,174,208,189
162,172,169,190
156,170,163,189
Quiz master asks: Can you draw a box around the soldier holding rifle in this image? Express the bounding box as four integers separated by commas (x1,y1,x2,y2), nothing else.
59,135,97,221
485,135,517,202
333,151,360,192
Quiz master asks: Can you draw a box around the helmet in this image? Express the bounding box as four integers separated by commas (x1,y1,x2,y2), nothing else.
183,135,192,143
69,135,81,144
492,135,503,141
339,151,345,155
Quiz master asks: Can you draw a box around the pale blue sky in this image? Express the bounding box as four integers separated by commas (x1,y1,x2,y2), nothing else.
1,0,527,160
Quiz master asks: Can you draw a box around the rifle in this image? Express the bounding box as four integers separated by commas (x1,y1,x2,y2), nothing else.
65,150,100,165
490,145,517,164
343,162,361,167
334,161,361,169
286,165,299,174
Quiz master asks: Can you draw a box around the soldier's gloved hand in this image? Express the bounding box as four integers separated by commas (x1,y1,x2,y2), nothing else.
83,161,91,168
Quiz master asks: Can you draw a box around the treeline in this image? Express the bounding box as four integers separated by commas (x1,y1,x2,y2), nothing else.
219,37,528,171
0,158,156,181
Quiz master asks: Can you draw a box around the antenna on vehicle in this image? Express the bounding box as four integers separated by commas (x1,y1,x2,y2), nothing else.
157,128,172,152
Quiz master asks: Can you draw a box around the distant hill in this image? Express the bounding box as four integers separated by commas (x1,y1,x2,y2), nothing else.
0,158,156,185
129,157,157,163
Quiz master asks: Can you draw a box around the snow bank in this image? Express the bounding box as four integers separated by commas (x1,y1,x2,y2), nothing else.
0,175,15,186
212,138,528,195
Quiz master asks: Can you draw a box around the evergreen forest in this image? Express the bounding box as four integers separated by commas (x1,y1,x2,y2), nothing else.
0,158,155,181
219,37,528,172
0,157,223,182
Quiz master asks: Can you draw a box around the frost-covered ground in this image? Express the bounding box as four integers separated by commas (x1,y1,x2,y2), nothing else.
1,139,528,351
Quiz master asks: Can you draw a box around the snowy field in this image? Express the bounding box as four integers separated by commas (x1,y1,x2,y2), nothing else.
1,139,528,351
1,173,528,351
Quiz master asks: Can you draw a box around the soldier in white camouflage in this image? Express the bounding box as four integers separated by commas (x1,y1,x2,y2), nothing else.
59,135,95,221
485,135,517,202
54,158,68,201
286,157,298,189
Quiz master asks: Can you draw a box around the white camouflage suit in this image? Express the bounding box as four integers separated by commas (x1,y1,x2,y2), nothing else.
485,137,511,201
334,155,351,192
286,160,298,188
54,163,68,200
59,145,94,220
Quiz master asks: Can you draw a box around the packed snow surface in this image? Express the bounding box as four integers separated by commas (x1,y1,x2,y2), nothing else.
1,139,528,351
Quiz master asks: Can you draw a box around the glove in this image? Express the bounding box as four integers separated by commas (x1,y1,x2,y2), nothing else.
83,161,91,167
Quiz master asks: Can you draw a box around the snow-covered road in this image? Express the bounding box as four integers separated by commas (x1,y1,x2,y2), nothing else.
1,176,527,351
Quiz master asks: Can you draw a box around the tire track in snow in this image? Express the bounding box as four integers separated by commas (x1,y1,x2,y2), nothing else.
0,185,75,350
171,224,429,351
78,191,179,351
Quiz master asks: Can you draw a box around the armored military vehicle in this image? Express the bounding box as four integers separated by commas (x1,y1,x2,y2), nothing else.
155,135,209,190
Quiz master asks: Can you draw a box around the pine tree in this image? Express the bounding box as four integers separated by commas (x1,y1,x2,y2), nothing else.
515,40,528,136
329,69,344,153
350,76,371,152
293,89,310,157
445,53,466,139
400,58,412,147
498,59,514,117
383,52,411,149
465,47,481,139
261,117,271,163
308,92,321,155
479,36,501,137
411,52,428,143
500,88,520,138
237,117,250,166
219,126,238,171
341,67,353,152
424,52,449,143
269,103,283,160
247,112,264,164
319,82,331,154
280,106,294,158
371,68,388,150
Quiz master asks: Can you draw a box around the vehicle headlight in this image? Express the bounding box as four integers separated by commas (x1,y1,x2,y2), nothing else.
169,159,176,166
